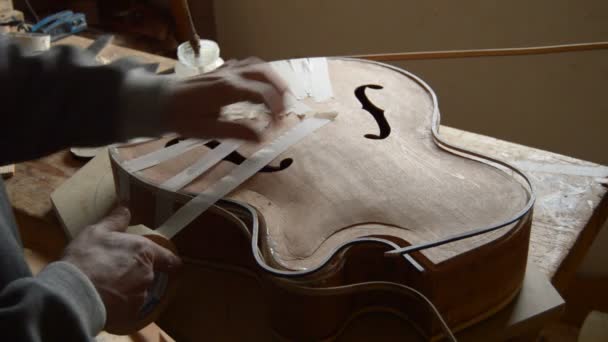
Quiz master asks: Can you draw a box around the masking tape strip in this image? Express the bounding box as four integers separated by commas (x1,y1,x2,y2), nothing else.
161,140,243,191
289,59,313,98
157,114,336,239
271,60,307,100
271,58,332,107
309,57,333,102
153,139,242,226
123,138,207,172
285,93,312,115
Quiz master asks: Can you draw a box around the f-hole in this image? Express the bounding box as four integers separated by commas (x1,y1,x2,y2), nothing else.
205,141,292,173
165,137,185,147
355,84,391,139
165,138,292,172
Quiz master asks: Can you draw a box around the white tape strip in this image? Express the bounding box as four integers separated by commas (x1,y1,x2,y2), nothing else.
123,139,206,173
271,60,307,100
161,140,242,191
157,114,336,239
154,139,242,226
271,58,332,106
290,59,313,98
284,93,312,115
309,57,333,102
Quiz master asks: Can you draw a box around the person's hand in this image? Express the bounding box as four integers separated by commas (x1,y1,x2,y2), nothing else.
165,57,288,141
61,206,181,333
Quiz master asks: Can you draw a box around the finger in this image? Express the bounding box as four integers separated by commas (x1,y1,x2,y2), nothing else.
237,79,286,115
241,64,288,95
209,121,261,142
182,59,238,83
96,206,131,232
146,242,182,272
203,79,269,109
218,59,238,69
242,70,288,122
232,56,264,68
179,73,220,85
124,266,156,293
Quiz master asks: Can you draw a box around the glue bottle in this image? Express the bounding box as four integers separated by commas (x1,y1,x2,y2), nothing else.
175,39,224,77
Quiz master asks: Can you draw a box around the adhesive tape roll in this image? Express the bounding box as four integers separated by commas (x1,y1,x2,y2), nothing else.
109,225,179,335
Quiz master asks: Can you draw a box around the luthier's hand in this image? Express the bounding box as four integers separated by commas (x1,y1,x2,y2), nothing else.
165,57,288,141
61,206,181,333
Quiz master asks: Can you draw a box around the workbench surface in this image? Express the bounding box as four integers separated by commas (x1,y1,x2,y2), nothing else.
4,36,607,295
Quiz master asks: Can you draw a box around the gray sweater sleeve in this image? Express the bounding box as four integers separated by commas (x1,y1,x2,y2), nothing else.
0,261,106,341
0,39,173,339
1,176,106,340
0,37,172,165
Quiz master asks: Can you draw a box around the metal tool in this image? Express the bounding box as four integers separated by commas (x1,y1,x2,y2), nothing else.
85,34,113,55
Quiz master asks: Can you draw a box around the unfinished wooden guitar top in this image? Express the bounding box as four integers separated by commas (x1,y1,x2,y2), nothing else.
114,59,530,269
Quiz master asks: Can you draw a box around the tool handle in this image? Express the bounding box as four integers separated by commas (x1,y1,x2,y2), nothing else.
170,0,201,56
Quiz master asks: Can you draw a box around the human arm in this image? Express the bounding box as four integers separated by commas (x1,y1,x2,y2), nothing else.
0,204,179,340
0,38,286,165
0,37,285,338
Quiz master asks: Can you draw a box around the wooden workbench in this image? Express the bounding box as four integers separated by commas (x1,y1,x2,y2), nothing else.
6,35,607,291
2,36,607,339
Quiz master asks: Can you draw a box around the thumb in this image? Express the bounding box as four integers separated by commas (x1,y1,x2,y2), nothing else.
97,206,131,232
210,121,261,142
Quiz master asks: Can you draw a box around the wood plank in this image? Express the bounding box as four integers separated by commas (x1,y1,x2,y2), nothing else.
50,149,116,239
